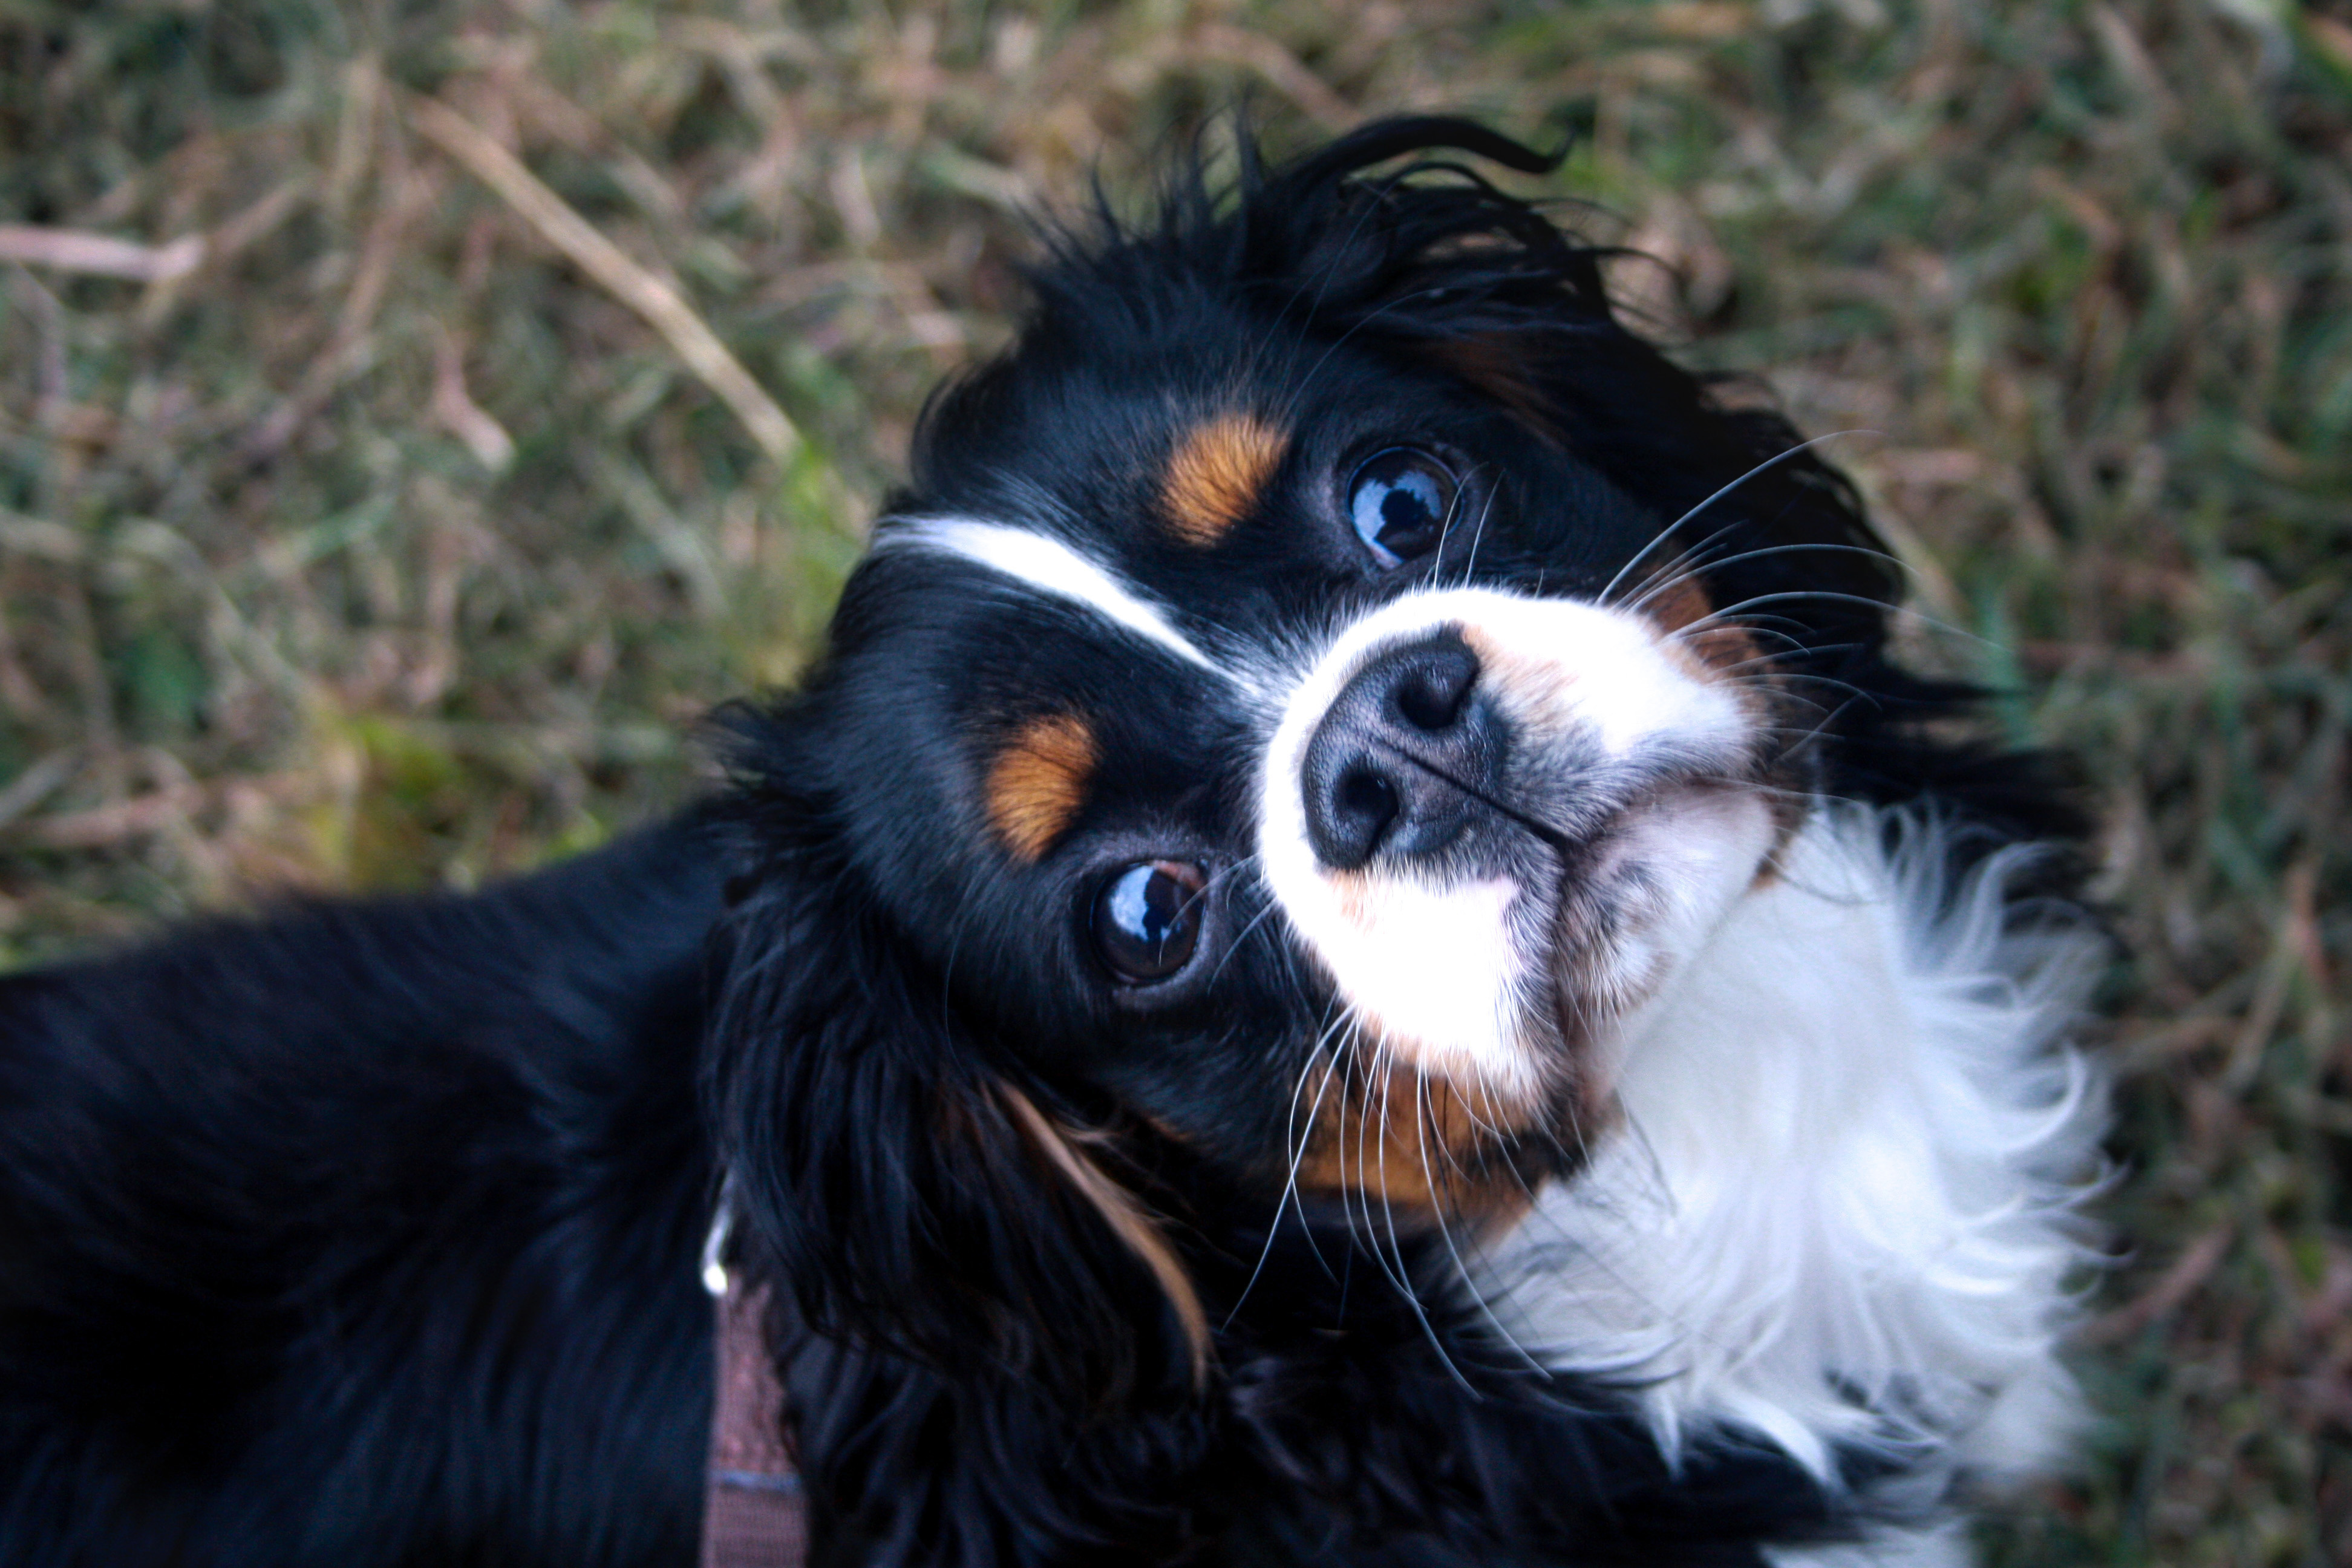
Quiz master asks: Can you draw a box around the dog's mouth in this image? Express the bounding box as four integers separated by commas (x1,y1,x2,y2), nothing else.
1274,817,1676,1215
1457,778,1710,1082
1540,777,1718,987
1532,771,1783,1085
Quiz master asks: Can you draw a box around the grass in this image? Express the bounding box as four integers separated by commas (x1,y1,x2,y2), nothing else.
2,1,2347,1561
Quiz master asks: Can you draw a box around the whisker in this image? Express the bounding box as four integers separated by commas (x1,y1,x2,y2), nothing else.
1596,431,1877,607
1372,1040,1476,1395
1704,641,1868,677
1374,1044,1413,1289
1748,694,1868,756
1415,1071,1544,1374
1622,541,1906,618
1345,1031,1385,1302
1205,892,1287,986
1610,537,1719,614
1350,1030,1404,1293
1229,1004,1354,1323
1328,1017,1366,1269
1420,460,1480,580
1679,591,1989,652
1676,614,1821,652
1456,477,1499,588
1447,1077,1508,1146
1722,675,1884,713
1686,773,1873,816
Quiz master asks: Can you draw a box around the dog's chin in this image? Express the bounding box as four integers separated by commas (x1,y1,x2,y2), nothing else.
1545,782,1781,1049
1423,782,1783,1137
1279,780,1781,1219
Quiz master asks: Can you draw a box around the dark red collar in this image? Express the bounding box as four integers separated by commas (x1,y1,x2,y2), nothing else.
703,1279,806,1568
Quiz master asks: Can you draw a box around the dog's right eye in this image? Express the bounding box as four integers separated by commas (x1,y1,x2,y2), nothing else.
1347,448,1457,568
1090,861,1206,984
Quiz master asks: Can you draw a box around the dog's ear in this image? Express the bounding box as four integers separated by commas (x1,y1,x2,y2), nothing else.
1246,118,1900,638
701,711,1206,1403
1235,122,2096,839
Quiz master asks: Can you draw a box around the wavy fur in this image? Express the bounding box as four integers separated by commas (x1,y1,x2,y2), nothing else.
1481,808,2106,1485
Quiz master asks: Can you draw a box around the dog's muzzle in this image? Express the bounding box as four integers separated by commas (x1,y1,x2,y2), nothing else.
1299,632,1495,872
1256,586,1775,1118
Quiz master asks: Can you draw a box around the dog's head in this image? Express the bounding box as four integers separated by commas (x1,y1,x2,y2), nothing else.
707,117,1904,1395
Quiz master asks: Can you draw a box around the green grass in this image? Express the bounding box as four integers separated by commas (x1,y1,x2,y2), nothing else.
2,1,2347,1560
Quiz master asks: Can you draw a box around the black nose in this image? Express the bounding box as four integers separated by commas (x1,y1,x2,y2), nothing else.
1300,633,1490,871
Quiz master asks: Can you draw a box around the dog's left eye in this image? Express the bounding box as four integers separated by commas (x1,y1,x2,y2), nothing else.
1090,861,1207,984
1348,448,1457,568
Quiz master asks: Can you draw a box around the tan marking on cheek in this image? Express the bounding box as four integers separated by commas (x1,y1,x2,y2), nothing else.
1643,573,1714,636
1631,572,1811,864
1454,624,1545,682
1160,414,1289,546
1295,1057,1546,1226
985,713,1096,861
1330,869,1371,930
1636,570,1764,682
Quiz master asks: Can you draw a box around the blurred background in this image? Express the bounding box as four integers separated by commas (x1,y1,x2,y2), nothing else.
1,0,2345,1560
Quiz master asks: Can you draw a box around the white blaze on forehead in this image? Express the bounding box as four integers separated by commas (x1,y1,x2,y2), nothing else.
881,516,1227,679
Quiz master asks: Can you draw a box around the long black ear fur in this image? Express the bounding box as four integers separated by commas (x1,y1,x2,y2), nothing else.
699,699,1201,1406
700,698,1230,1559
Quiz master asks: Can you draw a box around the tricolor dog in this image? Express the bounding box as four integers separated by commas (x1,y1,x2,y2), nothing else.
0,118,2105,1567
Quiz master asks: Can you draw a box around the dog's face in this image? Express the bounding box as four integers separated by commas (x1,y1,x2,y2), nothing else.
713,120,1898,1375
815,333,1786,1211
739,121,1900,1226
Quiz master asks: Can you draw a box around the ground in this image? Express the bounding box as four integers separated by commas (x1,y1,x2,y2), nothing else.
1,2,2347,1561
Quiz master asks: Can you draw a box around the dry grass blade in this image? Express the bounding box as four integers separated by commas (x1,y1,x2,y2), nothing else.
0,225,204,282
405,93,800,466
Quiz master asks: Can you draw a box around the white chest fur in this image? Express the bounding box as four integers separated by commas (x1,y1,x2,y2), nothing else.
1475,810,2106,1512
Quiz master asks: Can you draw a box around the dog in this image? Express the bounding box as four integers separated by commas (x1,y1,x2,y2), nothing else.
0,117,2105,1567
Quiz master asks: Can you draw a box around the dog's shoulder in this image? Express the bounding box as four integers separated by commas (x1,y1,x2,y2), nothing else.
0,811,730,1568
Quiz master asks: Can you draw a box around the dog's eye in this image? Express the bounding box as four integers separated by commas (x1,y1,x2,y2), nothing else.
1347,448,1457,568
1090,860,1207,984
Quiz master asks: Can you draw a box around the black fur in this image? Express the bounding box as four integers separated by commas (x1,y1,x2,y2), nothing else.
1,817,722,1565
0,119,2077,1566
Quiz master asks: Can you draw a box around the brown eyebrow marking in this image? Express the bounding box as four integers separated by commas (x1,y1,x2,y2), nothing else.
1159,413,1289,546
985,712,1097,861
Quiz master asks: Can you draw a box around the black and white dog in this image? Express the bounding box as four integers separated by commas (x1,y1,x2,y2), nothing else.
0,119,2105,1567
